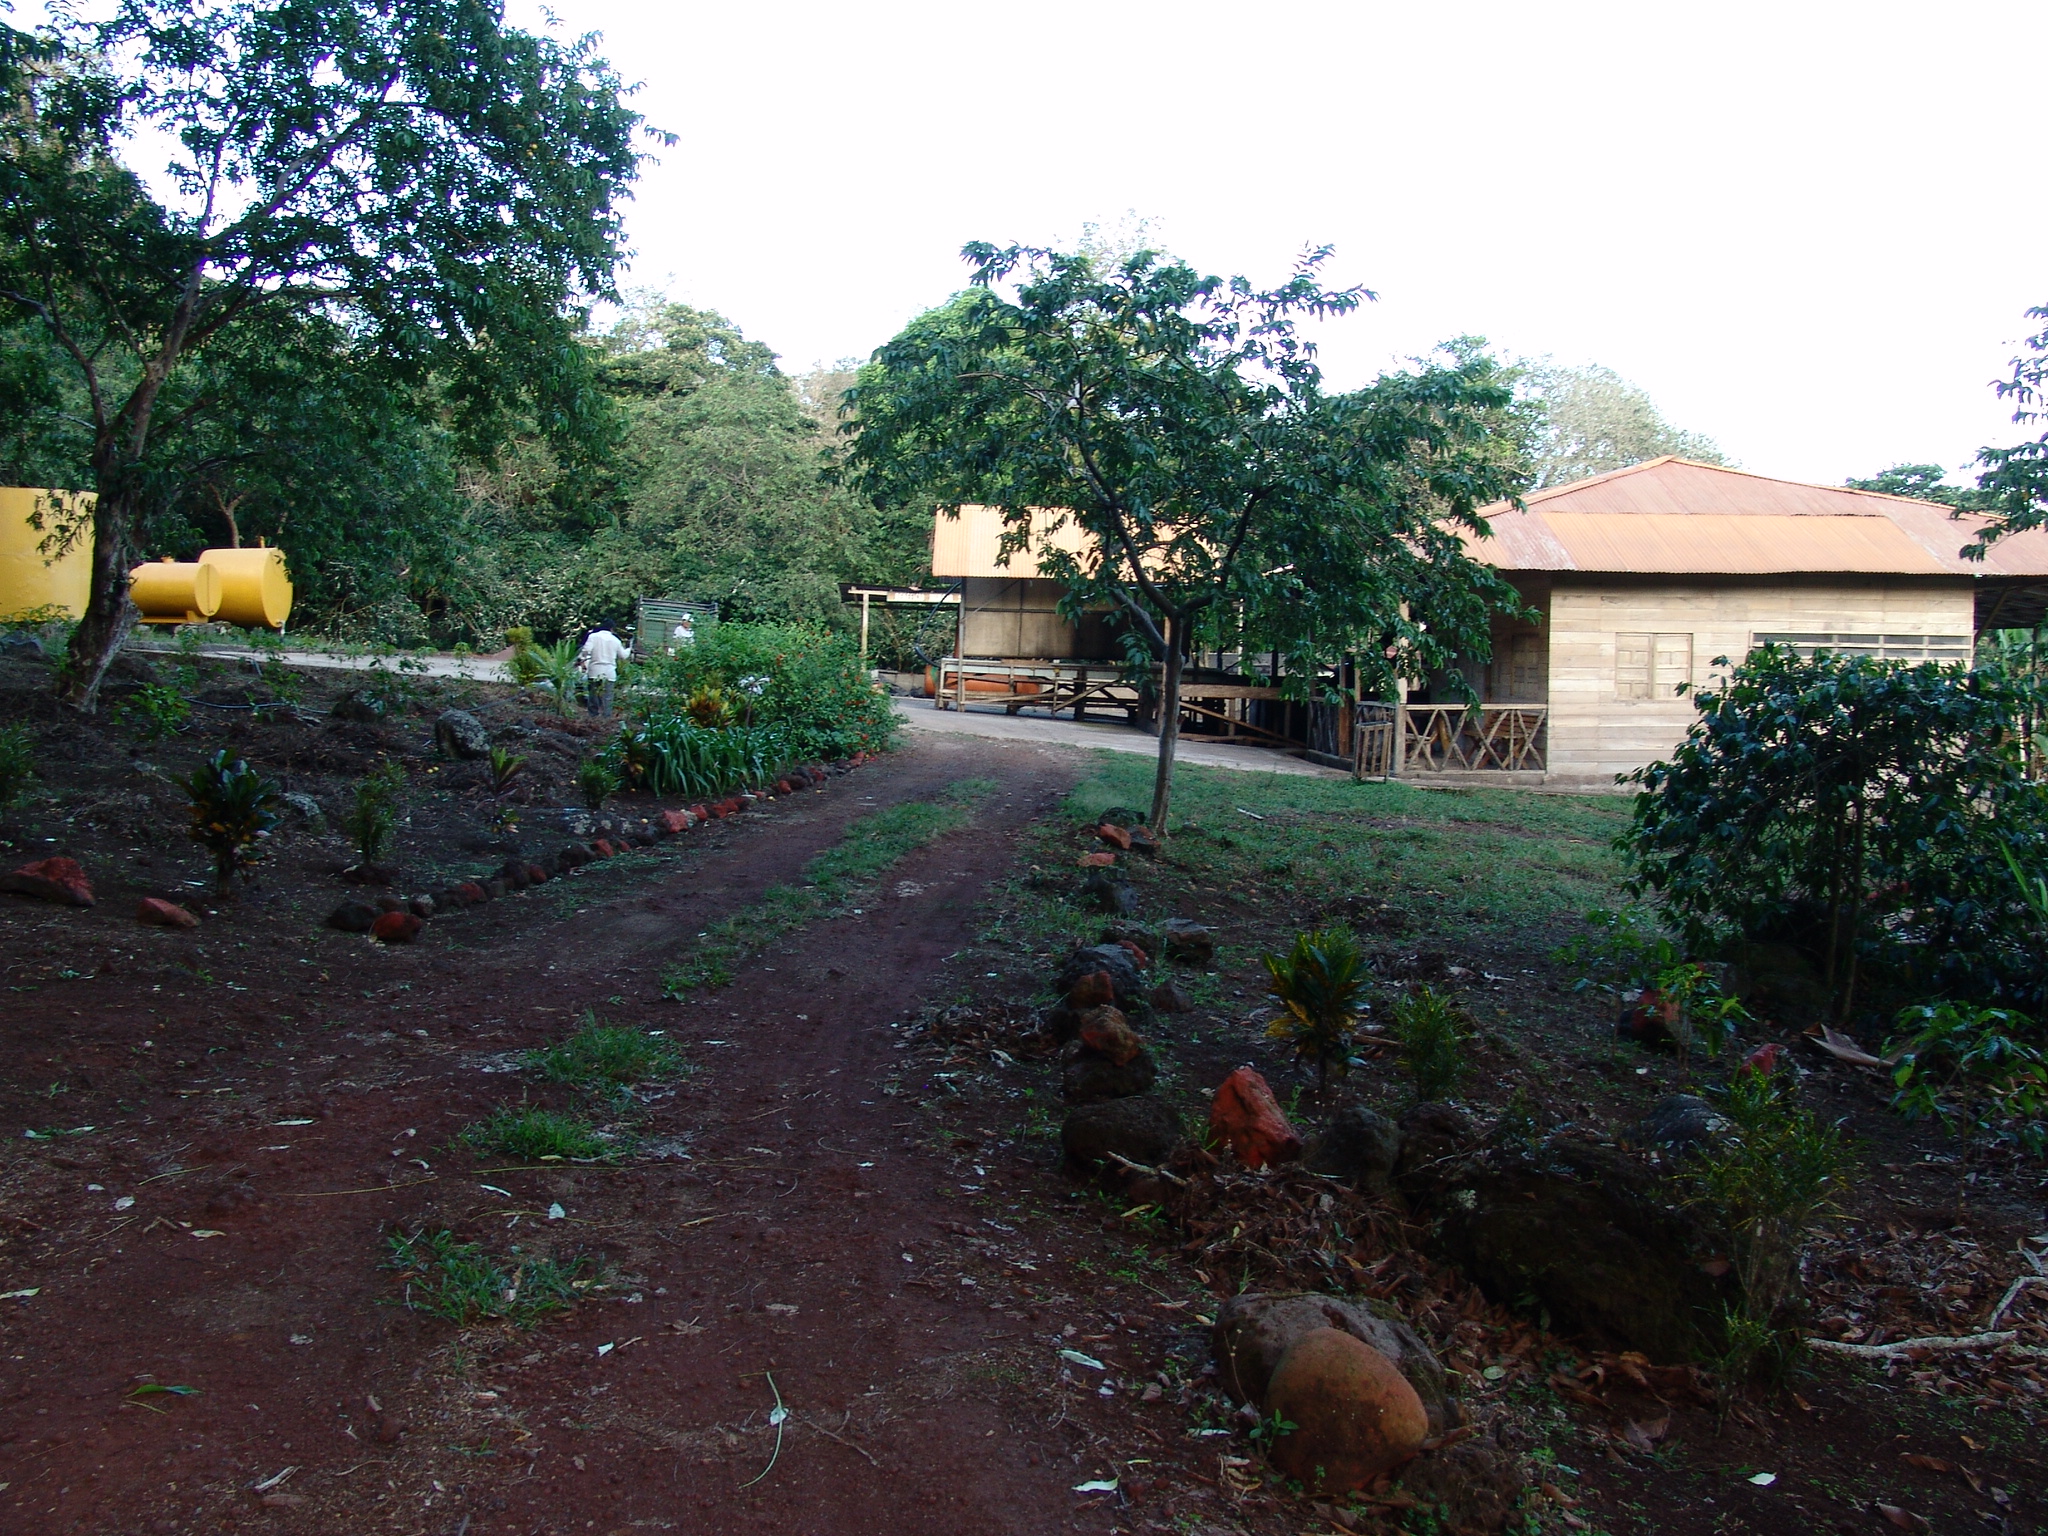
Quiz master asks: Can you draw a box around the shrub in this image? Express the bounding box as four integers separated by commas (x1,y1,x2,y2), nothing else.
0,723,33,807
527,1014,688,1090
1623,645,2048,1018
1262,927,1369,1088
611,716,783,799
505,626,545,686
119,681,191,741
385,1228,590,1328
1887,1001,2048,1155
458,1106,613,1161
1391,986,1472,1100
1686,1066,1849,1374
529,637,580,716
639,621,895,761
577,759,617,810
178,750,282,896
488,746,527,795
345,761,406,869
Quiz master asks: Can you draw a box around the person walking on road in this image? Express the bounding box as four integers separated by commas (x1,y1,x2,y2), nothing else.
576,625,631,717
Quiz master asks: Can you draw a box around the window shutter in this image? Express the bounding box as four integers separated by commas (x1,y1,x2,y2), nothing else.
1616,633,1651,699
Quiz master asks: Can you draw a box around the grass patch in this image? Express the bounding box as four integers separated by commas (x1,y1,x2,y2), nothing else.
385,1228,594,1328
458,1106,615,1161
527,1013,689,1090
662,776,1000,995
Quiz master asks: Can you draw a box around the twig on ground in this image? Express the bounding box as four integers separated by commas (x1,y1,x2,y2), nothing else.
1104,1150,1188,1186
1988,1274,2048,1331
1808,1331,2019,1359
799,1412,881,1467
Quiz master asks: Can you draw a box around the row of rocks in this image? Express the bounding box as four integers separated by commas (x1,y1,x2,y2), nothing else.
0,857,217,931
326,762,846,944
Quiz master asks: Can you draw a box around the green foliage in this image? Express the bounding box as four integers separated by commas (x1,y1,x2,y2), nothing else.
576,758,617,811
1623,644,2048,1016
117,681,191,741
0,0,646,705
613,717,784,800
1247,1408,1298,1450
1391,986,1473,1101
1650,960,1751,1060
506,628,545,685
529,638,582,717
847,244,1528,827
1552,906,1680,995
385,1229,591,1329
526,1014,688,1091
1845,463,1994,511
0,722,34,806
177,749,281,896
1968,304,2048,550
1686,1067,1849,1346
487,747,527,795
458,1107,613,1162
1261,927,1369,1088
1887,1002,2048,1155
639,621,896,762
1520,361,1727,488
344,761,406,869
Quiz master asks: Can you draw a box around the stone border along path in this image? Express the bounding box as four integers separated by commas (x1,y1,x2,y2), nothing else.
322,754,879,941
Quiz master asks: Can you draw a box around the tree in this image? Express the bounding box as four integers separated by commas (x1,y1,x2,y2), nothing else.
0,0,648,707
1969,306,2048,552
1844,463,1992,510
847,243,1526,830
1522,361,1728,488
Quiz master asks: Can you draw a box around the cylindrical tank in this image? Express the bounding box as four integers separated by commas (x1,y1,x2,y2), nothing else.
129,557,223,624
199,545,292,629
0,487,95,620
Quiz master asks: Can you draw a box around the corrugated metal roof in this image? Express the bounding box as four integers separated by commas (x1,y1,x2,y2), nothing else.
1468,457,2048,577
930,504,1094,579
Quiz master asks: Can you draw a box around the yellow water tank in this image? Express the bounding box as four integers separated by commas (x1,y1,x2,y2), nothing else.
0,487,94,620
200,544,292,629
129,556,223,624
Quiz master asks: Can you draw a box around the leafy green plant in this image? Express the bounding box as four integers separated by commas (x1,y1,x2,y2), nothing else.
637,621,896,761
685,685,736,728
576,758,617,811
1391,986,1472,1101
345,761,406,870
505,627,545,686
1887,1001,2048,1155
178,750,282,896
1247,1408,1298,1450
458,1106,614,1161
1551,906,1679,996
1650,960,1751,1060
613,715,782,799
0,722,34,807
530,637,581,717
385,1229,591,1328
488,746,527,795
1686,1066,1849,1372
526,1014,688,1090
1262,926,1369,1088
118,681,191,741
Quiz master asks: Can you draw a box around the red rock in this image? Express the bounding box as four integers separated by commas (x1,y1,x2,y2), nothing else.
593,839,616,857
1128,824,1159,857
1097,822,1132,850
1067,969,1116,1009
1265,1327,1428,1491
0,856,93,907
1077,1006,1143,1066
136,897,198,929
1210,1067,1302,1170
720,797,742,815
688,804,710,823
371,911,422,944
659,808,693,834
1077,851,1117,868
1617,987,1680,1045
525,863,548,884
1115,939,1151,968
456,881,487,905
1740,1041,1784,1078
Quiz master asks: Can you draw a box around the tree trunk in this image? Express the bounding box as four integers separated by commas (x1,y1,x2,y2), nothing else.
1149,637,1184,831
57,485,141,713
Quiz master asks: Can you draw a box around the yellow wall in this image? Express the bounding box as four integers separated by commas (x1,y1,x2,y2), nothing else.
0,488,94,620
1543,576,1976,784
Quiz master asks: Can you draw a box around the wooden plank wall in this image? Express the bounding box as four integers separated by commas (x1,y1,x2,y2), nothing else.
957,577,1121,660
1545,576,1977,784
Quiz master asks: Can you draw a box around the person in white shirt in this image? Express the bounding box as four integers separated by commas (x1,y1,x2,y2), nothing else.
575,626,631,716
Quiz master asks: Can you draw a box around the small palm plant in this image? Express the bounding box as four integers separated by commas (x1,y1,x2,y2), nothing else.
1263,926,1369,1088
530,638,581,717
488,746,527,795
180,750,282,896
345,761,406,871
577,758,617,810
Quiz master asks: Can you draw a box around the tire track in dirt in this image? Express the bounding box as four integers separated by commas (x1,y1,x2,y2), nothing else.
0,734,1161,1536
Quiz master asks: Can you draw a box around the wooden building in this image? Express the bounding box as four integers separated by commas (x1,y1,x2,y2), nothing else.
928,504,1122,660
1454,457,2048,787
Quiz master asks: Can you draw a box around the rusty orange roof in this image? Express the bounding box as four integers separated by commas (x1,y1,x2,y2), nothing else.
1467,457,2048,577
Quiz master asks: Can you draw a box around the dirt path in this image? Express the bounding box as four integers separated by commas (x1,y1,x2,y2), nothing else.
0,735,1170,1536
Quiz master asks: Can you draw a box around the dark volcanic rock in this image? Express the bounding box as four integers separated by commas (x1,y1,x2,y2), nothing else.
1054,943,1145,1007
1306,1103,1403,1198
1060,1039,1157,1104
1061,1096,1183,1171
1212,1291,1458,1438
433,709,491,760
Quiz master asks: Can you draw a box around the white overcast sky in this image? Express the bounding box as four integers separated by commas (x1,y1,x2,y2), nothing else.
499,0,2046,489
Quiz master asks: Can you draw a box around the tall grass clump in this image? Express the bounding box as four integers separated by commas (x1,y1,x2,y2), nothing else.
1392,986,1472,1101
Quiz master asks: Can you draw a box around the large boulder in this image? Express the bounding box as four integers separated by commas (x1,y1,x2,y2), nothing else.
1265,1328,1429,1493
1305,1103,1403,1199
371,911,422,944
433,709,491,760
1213,1291,1456,1437
1060,1039,1156,1103
1079,868,1140,916
0,856,93,907
1061,1096,1183,1171
1209,1066,1301,1170
1054,943,1145,1007
1419,1135,1740,1363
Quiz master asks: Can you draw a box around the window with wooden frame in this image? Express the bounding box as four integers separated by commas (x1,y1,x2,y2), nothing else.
1615,632,1692,700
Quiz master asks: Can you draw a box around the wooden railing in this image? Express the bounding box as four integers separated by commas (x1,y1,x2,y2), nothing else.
1398,703,1548,773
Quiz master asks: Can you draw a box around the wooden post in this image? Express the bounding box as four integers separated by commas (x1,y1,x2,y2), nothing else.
957,654,967,713
859,591,871,664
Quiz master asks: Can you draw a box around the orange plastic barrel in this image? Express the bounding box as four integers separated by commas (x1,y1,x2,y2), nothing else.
129,556,222,624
